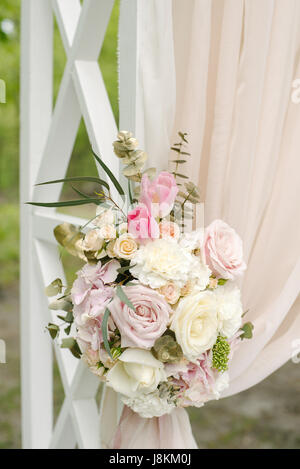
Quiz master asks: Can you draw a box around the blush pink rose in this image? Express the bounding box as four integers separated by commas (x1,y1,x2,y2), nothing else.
140,171,178,218
204,219,246,280
109,284,171,349
127,203,159,242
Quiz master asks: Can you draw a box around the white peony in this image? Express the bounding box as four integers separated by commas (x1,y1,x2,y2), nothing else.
130,238,210,290
171,290,218,360
214,282,243,338
122,391,175,418
106,348,166,398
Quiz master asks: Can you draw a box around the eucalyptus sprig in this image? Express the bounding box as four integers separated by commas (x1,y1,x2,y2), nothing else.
171,131,191,185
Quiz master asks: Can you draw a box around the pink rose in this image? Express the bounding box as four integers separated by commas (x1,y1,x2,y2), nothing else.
204,219,246,280
127,203,159,242
140,171,178,218
109,284,171,349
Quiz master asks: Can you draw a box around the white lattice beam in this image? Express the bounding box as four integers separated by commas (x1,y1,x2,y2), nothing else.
21,0,139,449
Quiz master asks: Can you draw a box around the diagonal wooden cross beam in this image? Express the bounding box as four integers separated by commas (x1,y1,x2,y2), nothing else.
21,0,138,448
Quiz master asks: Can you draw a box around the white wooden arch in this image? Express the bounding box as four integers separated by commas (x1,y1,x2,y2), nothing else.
20,0,138,449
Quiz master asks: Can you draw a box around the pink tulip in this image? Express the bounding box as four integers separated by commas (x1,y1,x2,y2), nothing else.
140,171,178,218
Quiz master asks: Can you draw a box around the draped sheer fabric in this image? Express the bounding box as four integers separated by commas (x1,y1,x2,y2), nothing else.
110,0,300,448
137,0,300,396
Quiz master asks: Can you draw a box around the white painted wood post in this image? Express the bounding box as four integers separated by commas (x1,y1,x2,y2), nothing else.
20,0,139,448
20,0,54,449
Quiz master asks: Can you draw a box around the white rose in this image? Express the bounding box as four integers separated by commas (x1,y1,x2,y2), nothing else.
98,224,116,240
130,238,210,289
94,207,116,227
122,391,175,418
214,282,243,338
113,233,138,259
83,229,104,251
171,290,218,359
106,348,166,398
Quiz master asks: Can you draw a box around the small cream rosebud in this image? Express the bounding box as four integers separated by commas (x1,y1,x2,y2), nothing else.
158,282,181,305
113,233,138,260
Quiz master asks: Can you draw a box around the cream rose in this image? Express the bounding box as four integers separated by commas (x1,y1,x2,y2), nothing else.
83,229,104,252
158,282,181,305
159,221,180,241
171,290,218,359
113,233,138,259
106,348,166,398
98,224,116,240
94,207,116,227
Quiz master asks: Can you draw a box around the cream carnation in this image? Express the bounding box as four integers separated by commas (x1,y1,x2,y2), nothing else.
171,290,218,360
106,348,166,398
113,233,138,260
214,282,243,338
130,238,210,289
122,391,175,418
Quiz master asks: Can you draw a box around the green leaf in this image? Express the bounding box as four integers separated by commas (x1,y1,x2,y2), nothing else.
61,338,82,359
116,285,135,311
27,198,103,208
64,325,71,335
128,180,133,205
71,186,90,199
117,264,133,274
172,173,189,179
35,176,110,191
45,278,63,297
49,298,73,312
218,278,228,286
92,150,125,197
47,323,59,340
240,322,254,340
170,147,181,153
178,131,188,143
54,223,85,259
102,308,113,359
172,160,187,164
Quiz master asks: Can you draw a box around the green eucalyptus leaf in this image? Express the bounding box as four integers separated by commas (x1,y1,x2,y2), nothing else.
45,278,63,297
27,198,103,208
54,223,85,259
240,322,254,340
116,285,136,311
35,176,109,191
102,308,113,359
47,323,59,340
92,150,125,197
49,297,73,312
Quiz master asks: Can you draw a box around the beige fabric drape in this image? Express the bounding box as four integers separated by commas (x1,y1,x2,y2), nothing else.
138,0,300,397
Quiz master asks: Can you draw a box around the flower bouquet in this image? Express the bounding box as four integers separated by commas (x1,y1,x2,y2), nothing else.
30,131,253,445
